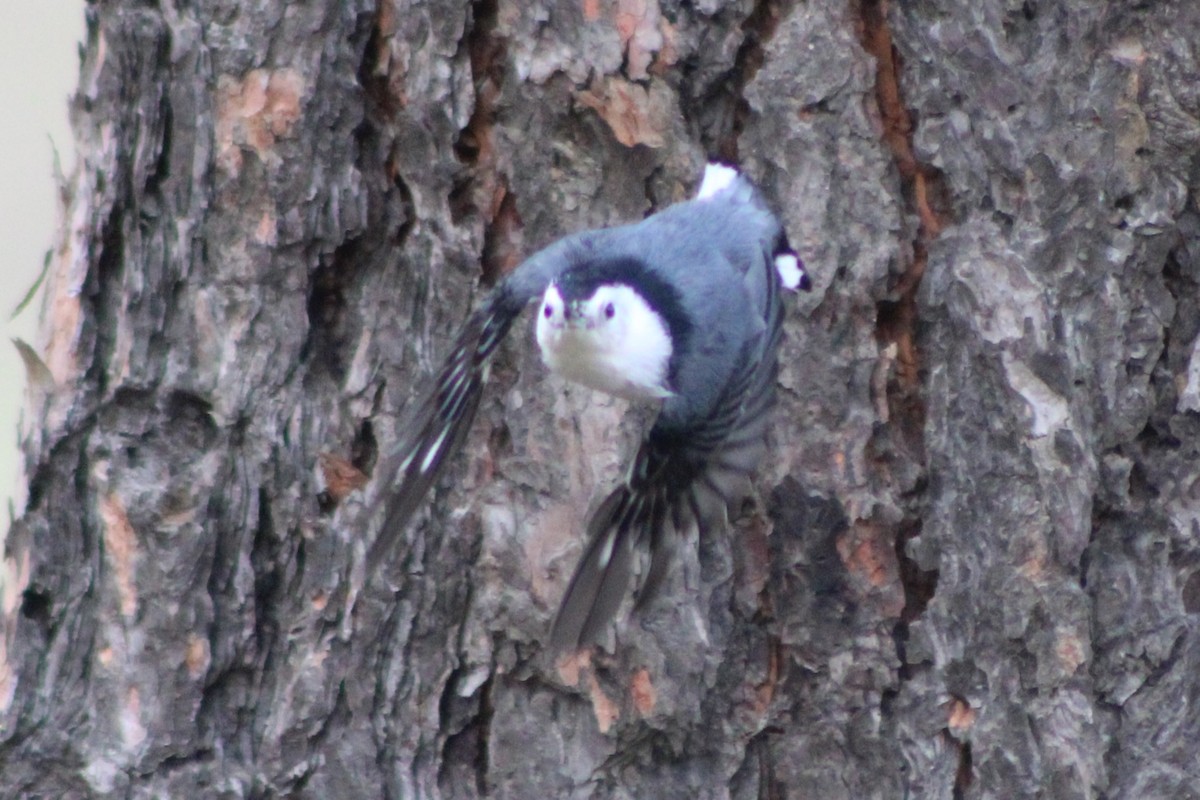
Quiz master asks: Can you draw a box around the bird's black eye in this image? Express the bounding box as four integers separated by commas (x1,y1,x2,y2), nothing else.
604,302,615,319
543,304,553,319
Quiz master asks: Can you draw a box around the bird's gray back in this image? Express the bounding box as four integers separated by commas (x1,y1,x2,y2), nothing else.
623,189,782,431
499,178,783,431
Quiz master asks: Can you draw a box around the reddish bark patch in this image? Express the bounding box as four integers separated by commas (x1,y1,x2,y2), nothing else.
631,667,656,715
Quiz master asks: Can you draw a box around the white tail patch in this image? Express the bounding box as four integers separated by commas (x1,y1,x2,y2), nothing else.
774,252,806,291
696,163,739,200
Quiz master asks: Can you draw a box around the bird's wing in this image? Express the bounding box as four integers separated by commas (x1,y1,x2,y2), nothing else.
364,297,519,573
363,236,579,574
549,243,785,650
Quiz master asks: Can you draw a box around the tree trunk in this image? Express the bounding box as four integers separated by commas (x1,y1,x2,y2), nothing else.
3,1,1199,798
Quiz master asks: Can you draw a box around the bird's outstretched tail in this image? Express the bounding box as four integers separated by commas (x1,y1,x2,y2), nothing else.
549,436,694,649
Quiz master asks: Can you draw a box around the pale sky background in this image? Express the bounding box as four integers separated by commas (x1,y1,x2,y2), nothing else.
1,4,84,530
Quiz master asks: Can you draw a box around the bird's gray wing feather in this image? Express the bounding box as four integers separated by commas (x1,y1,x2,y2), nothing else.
364,240,578,574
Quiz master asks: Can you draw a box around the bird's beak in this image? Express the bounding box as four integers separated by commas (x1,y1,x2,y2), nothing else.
563,301,589,329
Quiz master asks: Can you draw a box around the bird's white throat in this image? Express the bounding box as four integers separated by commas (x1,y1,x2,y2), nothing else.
535,283,673,402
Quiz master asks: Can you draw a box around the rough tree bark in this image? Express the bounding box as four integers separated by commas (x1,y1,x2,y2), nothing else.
2,1,1199,798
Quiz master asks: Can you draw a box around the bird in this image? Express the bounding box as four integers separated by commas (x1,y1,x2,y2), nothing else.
365,163,810,650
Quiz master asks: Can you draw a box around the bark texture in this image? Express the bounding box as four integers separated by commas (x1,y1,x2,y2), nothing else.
3,1,1199,798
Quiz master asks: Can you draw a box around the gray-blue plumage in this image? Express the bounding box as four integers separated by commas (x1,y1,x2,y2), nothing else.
366,165,807,650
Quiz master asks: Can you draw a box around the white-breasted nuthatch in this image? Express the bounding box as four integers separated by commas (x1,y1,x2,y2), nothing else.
367,163,809,650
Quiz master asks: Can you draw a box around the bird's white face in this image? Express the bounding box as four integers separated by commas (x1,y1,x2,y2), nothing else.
535,282,674,402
